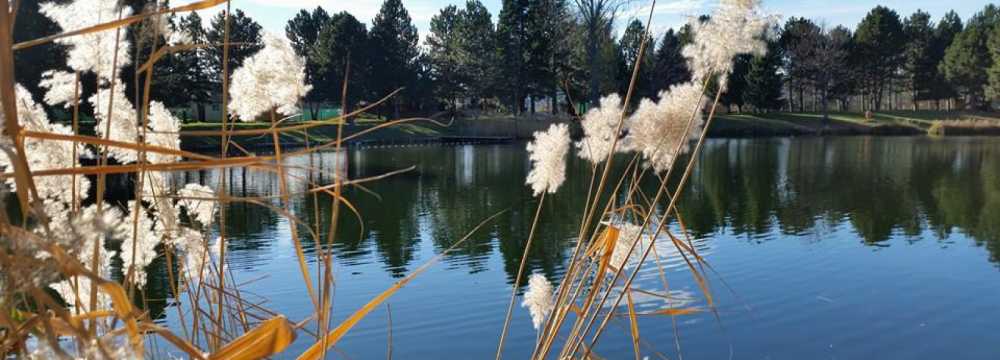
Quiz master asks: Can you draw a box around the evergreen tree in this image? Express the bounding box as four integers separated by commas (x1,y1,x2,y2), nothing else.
286,7,330,119
722,55,751,112
652,28,690,98
369,0,420,118
411,52,438,114
940,5,999,110
902,10,935,109
286,7,330,56
930,11,963,108
743,39,784,112
525,0,568,113
497,0,530,114
988,22,1000,100
312,12,369,119
428,5,464,109
854,6,905,110
121,1,186,111
206,9,264,91
780,17,820,112
827,26,858,111
457,0,499,108
175,12,213,121
603,26,628,98
618,19,655,103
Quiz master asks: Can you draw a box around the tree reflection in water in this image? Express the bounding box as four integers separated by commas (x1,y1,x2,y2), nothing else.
135,137,1000,322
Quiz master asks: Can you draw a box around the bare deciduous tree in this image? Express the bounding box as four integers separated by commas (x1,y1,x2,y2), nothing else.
572,0,631,106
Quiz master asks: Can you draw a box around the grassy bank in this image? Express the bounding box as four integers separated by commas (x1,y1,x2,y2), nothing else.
179,114,566,152
179,110,1000,152
713,110,1000,137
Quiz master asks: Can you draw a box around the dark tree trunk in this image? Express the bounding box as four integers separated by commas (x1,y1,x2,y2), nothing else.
196,103,206,122
587,26,600,107
821,89,830,128
310,103,320,120
550,88,557,115
392,99,400,120
787,78,794,112
798,85,804,112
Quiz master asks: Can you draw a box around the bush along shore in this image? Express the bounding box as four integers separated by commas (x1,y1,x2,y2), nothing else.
178,110,1000,152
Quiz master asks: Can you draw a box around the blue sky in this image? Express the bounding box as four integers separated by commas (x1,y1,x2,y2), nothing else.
183,0,984,42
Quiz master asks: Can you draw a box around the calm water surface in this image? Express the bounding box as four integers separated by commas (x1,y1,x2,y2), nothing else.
155,136,1000,359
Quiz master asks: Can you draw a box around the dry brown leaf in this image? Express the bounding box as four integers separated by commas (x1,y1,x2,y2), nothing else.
209,316,296,360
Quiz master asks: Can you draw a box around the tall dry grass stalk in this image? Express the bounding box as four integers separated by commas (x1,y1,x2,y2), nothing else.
0,0,474,358
0,0,775,358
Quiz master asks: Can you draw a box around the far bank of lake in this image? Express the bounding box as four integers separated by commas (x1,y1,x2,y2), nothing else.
178,110,1000,152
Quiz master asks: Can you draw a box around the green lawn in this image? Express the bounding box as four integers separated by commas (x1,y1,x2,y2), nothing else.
717,110,1000,135
176,110,1000,150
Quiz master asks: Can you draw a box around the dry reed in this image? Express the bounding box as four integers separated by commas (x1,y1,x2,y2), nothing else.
0,0,772,358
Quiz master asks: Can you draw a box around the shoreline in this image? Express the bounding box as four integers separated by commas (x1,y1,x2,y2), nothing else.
179,111,1000,152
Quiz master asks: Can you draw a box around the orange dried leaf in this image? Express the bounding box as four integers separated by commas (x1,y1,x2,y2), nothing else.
209,316,296,360
626,291,640,360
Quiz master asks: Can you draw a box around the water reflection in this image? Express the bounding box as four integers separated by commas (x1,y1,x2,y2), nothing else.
135,137,1000,358
161,137,1000,283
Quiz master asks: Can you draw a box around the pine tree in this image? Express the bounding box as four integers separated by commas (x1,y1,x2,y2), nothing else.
902,10,935,109
369,0,420,119
652,28,690,98
175,12,213,121
618,19,655,104
312,12,369,119
780,17,820,112
930,11,963,108
722,55,752,112
940,5,999,110
457,0,499,108
743,40,784,112
286,7,330,119
206,9,264,90
828,26,858,111
497,0,530,114
988,22,1000,101
854,6,905,110
525,0,568,113
427,5,464,109
121,1,185,110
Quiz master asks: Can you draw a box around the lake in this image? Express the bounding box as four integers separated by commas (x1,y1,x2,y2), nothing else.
151,136,1000,359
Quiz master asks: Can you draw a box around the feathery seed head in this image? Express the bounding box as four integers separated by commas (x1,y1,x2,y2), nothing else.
90,82,140,163
577,94,625,164
39,70,77,108
40,0,133,81
526,123,571,196
521,273,554,330
177,183,217,227
625,82,707,173
229,32,312,121
146,101,182,164
682,0,776,88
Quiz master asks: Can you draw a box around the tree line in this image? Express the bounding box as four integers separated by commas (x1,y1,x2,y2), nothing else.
750,4,1000,114
11,1,1000,124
